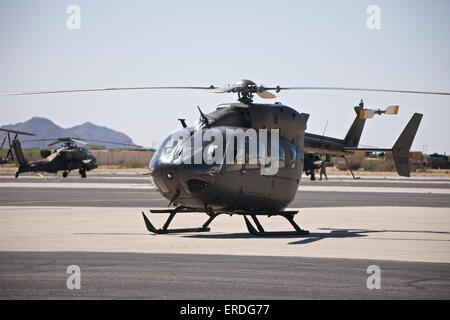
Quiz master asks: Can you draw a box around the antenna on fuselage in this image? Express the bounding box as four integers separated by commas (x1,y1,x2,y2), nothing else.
320,119,330,143
178,119,187,128
197,106,210,128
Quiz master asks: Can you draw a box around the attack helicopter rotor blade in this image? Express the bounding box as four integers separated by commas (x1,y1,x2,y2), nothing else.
22,138,64,142
0,135,6,150
74,138,142,148
0,128,35,136
1,86,217,96
47,139,67,147
21,136,142,148
21,138,64,146
58,137,142,148
269,86,450,96
21,137,73,147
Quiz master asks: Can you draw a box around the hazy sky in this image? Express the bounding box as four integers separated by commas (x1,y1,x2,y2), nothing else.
1,0,449,152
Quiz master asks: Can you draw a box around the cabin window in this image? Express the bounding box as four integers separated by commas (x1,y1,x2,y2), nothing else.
245,139,265,169
204,143,219,163
278,145,286,168
224,137,245,172
287,147,297,168
224,134,278,171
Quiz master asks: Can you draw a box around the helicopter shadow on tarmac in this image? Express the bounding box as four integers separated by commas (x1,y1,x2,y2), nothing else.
183,228,450,245
76,229,374,240
181,228,380,243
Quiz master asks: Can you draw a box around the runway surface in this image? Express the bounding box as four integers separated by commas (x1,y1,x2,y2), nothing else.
0,172,449,299
1,252,449,299
0,173,449,208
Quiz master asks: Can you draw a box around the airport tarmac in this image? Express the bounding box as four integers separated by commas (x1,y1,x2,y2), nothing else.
0,173,449,299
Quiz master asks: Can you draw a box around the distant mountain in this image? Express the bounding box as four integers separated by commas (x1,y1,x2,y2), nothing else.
0,117,136,149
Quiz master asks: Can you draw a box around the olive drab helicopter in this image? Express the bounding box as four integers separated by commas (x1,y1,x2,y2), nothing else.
0,128,36,164
2,79,449,235
11,136,141,178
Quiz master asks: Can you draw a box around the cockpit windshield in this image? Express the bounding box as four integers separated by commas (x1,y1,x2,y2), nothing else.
149,127,193,171
149,127,226,171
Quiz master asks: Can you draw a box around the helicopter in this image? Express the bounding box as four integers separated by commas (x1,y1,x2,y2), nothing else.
303,154,323,180
2,79,449,235
11,136,141,178
0,128,36,164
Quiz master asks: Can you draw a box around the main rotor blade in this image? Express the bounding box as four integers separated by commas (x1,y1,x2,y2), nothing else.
256,91,277,99
208,86,237,93
3,82,449,97
1,86,216,96
272,87,450,96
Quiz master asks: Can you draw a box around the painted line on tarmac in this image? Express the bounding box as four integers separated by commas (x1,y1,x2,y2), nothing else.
299,185,450,194
0,182,153,189
1,182,450,194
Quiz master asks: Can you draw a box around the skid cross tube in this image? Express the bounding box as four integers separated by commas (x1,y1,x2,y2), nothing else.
244,211,310,236
142,207,221,234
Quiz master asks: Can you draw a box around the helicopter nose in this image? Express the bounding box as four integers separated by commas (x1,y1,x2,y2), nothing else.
149,163,178,195
150,160,217,199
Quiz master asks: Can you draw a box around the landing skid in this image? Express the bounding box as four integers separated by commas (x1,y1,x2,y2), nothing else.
141,207,221,234
141,207,309,236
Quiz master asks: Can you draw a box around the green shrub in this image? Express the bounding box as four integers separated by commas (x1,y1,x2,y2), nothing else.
360,159,396,171
119,159,146,168
0,148,42,162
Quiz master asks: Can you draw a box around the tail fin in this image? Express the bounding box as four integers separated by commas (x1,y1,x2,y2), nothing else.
343,105,366,147
11,139,28,166
392,113,423,177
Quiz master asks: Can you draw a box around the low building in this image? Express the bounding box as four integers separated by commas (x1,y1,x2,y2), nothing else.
89,150,155,166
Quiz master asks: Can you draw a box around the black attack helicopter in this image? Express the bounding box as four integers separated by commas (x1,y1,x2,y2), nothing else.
0,128,36,164
12,136,140,178
2,79,449,235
